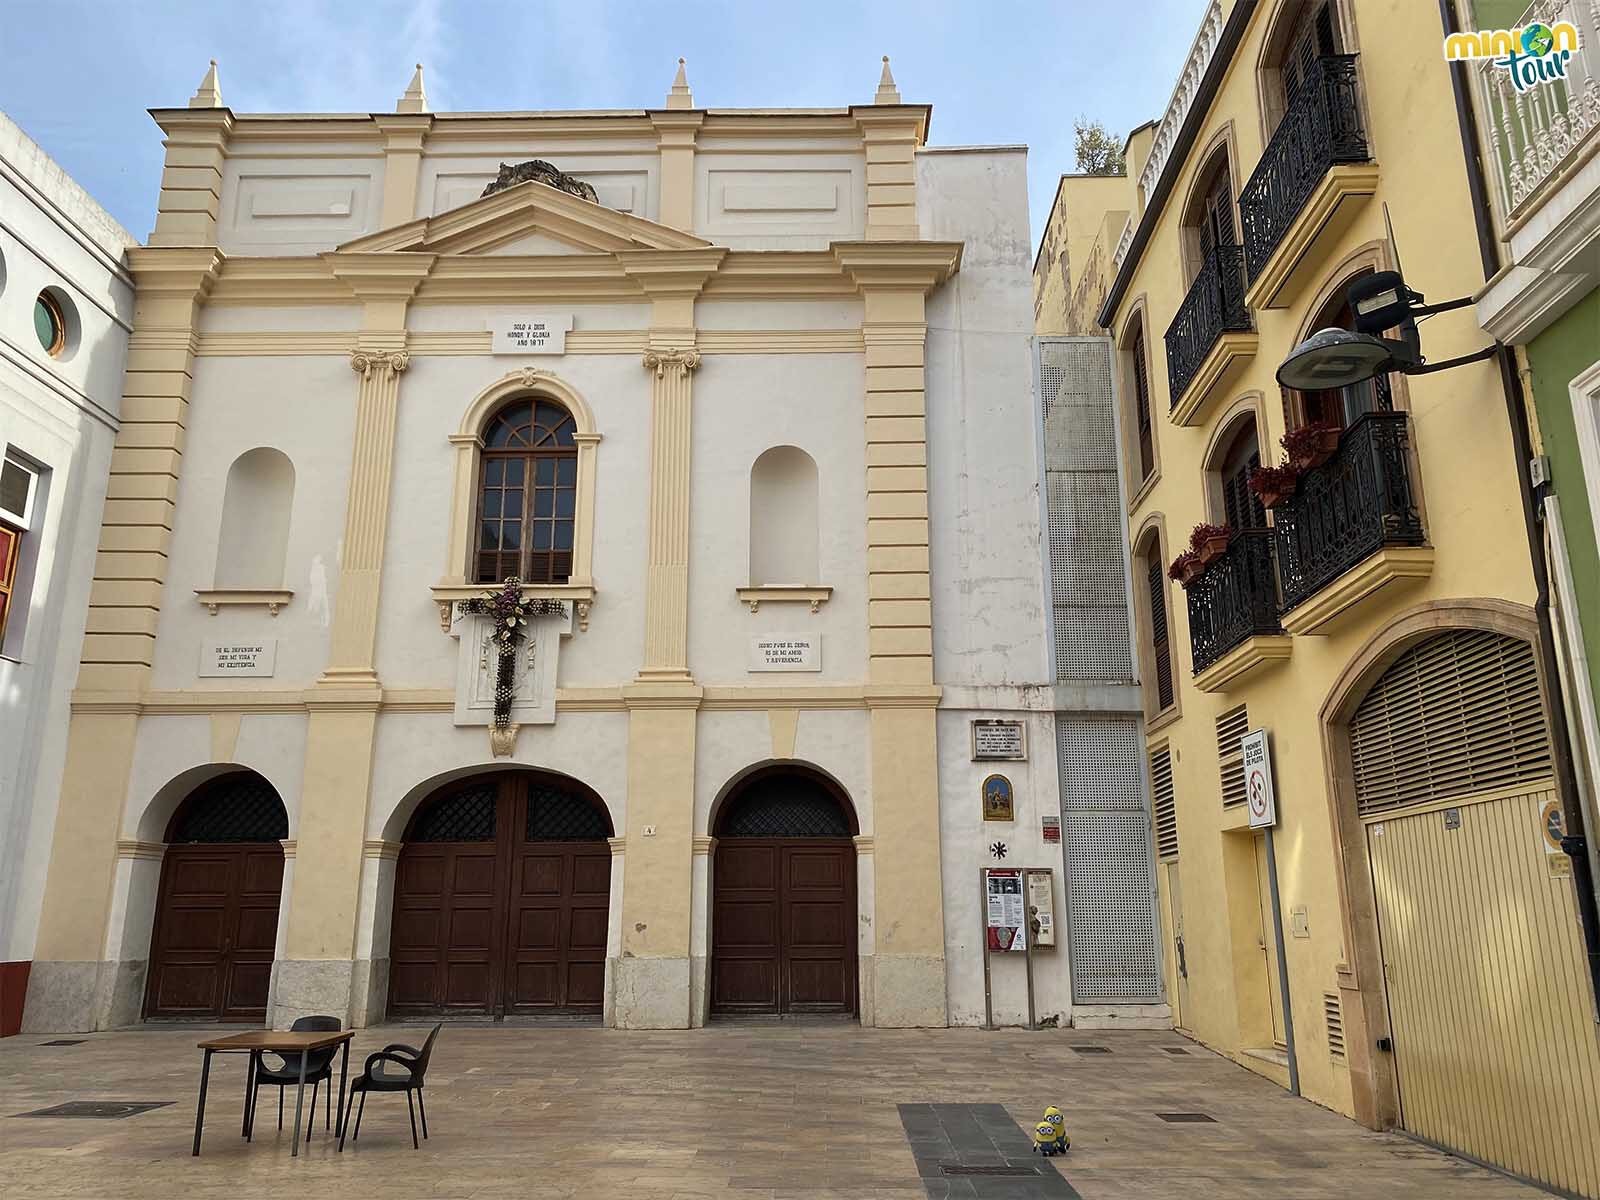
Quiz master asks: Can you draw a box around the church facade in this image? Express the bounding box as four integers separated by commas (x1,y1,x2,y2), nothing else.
20,61,1085,1031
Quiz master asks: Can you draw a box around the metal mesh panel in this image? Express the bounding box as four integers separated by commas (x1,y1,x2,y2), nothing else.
170,772,289,843
718,776,851,838
1039,339,1136,684
1053,607,1133,680
410,782,498,842
526,784,610,840
1057,719,1146,810
1062,810,1163,1002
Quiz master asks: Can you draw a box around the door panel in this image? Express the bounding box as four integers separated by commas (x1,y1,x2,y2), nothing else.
711,839,855,1017
145,843,283,1022
1369,787,1600,1197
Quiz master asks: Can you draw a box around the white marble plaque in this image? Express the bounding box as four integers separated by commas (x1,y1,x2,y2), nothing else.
200,640,277,677
971,719,1026,761
749,633,821,672
489,313,572,355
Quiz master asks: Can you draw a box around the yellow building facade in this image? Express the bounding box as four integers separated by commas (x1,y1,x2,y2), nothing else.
1038,1,1600,1194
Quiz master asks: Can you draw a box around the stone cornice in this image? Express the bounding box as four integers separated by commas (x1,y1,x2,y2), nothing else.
124,246,225,300
833,241,963,290
325,251,437,300
615,247,728,297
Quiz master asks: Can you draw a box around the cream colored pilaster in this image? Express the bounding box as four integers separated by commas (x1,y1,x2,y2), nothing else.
374,114,432,229
273,254,431,1025
689,834,716,1027
851,104,927,242
26,252,221,1028
836,242,960,1026
651,110,703,233
149,105,232,248
616,686,701,1027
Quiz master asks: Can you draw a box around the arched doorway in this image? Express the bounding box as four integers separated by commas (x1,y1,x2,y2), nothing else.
388,770,612,1020
144,771,288,1022
710,766,858,1018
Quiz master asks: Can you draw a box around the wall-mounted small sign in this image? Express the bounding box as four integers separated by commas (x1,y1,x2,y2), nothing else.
490,313,572,355
748,633,821,672
982,774,1014,822
972,719,1026,761
1041,814,1061,844
200,640,277,678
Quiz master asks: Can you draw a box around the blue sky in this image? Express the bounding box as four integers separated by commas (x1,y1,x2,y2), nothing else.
2,0,1208,252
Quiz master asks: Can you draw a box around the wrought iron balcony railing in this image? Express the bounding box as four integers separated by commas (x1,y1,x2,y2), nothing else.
1239,55,1370,282
1273,410,1426,612
1164,243,1251,407
1187,529,1283,675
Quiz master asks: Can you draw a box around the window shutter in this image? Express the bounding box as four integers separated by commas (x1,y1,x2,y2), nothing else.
0,523,18,644
1349,629,1551,817
1132,330,1154,481
1147,560,1174,711
1216,704,1250,809
1150,746,1178,860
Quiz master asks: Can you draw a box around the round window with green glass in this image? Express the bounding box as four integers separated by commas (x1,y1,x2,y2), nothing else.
34,291,65,356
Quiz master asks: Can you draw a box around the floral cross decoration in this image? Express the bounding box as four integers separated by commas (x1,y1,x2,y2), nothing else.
457,578,567,728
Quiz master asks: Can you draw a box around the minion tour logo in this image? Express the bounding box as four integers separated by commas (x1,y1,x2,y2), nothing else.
1445,21,1582,92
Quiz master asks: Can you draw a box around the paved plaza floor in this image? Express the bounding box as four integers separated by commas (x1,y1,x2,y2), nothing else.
0,1023,1545,1199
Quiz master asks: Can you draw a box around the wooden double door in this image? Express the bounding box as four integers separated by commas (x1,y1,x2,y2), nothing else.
712,838,857,1016
388,773,611,1019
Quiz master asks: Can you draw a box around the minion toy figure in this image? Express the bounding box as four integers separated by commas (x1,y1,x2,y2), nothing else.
1032,1106,1069,1156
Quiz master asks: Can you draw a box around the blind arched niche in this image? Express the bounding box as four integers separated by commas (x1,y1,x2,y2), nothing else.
215,447,295,588
749,446,819,586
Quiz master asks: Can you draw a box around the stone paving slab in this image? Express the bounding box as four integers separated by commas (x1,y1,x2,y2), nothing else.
0,1024,1543,1199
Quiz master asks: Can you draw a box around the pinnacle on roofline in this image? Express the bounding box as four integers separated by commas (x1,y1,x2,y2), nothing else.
874,55,900,104
666,57,694,109
397,63,429,113
189,58,223,109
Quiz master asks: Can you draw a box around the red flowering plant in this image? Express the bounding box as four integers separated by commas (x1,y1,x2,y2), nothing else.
1247,464,1301,508
1280,422,1341,470
1189,522,1232,565
457,578,568,728
1168,549,1205,587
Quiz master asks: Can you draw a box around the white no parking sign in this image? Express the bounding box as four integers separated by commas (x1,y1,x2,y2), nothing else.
1241,729,1277,829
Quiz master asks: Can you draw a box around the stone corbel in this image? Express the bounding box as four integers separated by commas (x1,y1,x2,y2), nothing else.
488,722,521,757
642,347,702,378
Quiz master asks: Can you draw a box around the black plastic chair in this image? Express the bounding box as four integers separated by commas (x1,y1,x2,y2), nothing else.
249,1015,341,1142
339,1023,441,1151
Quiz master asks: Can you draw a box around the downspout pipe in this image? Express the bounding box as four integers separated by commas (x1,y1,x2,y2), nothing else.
1441,0,1600,1006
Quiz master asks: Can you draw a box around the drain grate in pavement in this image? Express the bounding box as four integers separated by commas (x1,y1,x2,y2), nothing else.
40,1040,86,1047
899,1103,1082,1197
1160,1046,1189,1055
13,1101,173,1120
1071,1045,1111,1054
1156,1112,1216,1123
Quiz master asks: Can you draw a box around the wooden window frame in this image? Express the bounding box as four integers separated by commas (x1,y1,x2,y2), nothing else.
474,399,580,586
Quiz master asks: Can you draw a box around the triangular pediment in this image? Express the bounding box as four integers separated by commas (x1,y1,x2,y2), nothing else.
337,179,712,256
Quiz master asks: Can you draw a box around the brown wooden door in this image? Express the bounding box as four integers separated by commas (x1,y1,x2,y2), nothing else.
145,843,283,1022
711,839,856,1016
388,772,612,1020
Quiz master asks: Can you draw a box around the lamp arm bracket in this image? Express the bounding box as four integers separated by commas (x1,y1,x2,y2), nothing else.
1406,343,1501,376
1410,295,1475,319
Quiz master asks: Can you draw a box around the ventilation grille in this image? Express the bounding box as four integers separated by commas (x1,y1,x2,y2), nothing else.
1324,991,1346,1060
170,773,289,843
1039,338,1136,684
1349,629,1551,817
1150,747,1178,861
1058,719,1145,810
1216,705,1250,809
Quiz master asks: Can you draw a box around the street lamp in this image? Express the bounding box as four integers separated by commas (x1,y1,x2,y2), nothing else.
1275,269,1497,390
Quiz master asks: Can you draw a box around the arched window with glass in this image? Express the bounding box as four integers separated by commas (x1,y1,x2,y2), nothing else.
475,397,578,584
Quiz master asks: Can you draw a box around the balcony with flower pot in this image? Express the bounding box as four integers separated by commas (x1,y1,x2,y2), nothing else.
1239,54,1379,310
1270,410,1432,634
1164,243,1256,426
1180,527,1292,693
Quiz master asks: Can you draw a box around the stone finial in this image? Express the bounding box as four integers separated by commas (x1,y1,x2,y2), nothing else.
666,57,694,110
874,55,901,104
189,59,223,109
397,62,429,113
